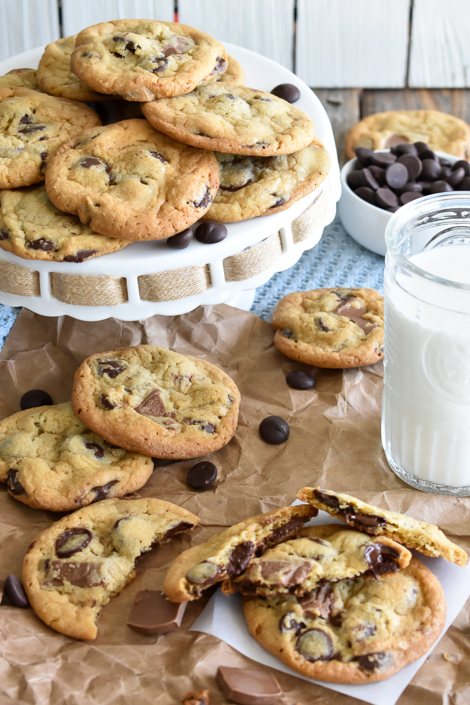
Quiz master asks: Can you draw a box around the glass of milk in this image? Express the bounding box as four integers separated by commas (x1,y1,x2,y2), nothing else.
382,193,470,495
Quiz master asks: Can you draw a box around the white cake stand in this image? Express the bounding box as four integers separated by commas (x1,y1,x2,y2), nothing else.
0,43,340,321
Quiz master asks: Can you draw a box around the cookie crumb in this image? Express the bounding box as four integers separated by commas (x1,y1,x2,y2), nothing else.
182,690,211,705
442,652,461,664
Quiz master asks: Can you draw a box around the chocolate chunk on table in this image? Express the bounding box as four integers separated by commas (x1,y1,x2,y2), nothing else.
127,590,187,635
3,575,29,607
216,666,282,705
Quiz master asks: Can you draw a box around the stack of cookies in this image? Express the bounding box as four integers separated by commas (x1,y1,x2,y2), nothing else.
0,19,330,266
163,486,467,684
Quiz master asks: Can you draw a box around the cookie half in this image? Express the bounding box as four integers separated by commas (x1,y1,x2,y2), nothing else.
345,109,470,161
71,20,227,101
243,557,446,684
0,68,41,91
204,139,330,222
45,119,219,241
0,184,128,261
0,402,154,511
0,87,101,189
222,524,411,597
38,35,112,102
72,345,240,459
22,497,199,639
298,487,468,566
272,287,384,368
162,504,316,602
141,83,316,157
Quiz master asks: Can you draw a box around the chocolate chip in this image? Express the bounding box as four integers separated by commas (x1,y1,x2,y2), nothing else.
227,541,254,575
91,479,118,502
125,40,136,53
364,543,399,578
259,416,290,444
134,390,169,417
286,370,315,390
428,180,453,194
371,152,396,167
186,561,221,586
101,394,115,410
400,191,422,205
20,389,53,410
313,488,340,509
19,115,32,124
385,162,408,189
296,628,333,662
355,186,375,204
453,160,470,176
63,249,98,263
193,186,212,209
203,423,215,433
343,512,387,531
354,147,373,165
166,228,192,249
28,238,57,251
149,150,167,163
355,652,388,671
0,228,9,240
282,328,294,338
368,165,385,185
420,148,438,161
279,613,303,634
85,441,104,458
80,157,106,169
385,134,408,148
18,124,46,134
220,179,253,192
270,196,286,208
162,521,193,542
211,56,227,74
317,317,330,332
55,528,92,558
98,359,125,378
270,83,300,103
152,59,168,73
3,575,28,608
113,52,125,59
194,221,227,244
6,469,26,495
448,167,466,187
375,187,399,209
421,158,441,181
152,457,177,467
393,142,418,156
187,461,217,491
457,176,470,191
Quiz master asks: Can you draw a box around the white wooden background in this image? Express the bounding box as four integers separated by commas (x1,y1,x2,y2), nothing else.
0,0,469,87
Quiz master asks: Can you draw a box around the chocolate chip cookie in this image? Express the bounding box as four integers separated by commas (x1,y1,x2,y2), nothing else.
45,118,219,241
0,402,154,511
70,20,227,101
22,497,199,639
222,524,411,598
72,345,240,459
0,184,128,262
345,110,470,161
162,504,316,602
298,488,468,566
204,139,330,222
0,87,101,189
0,68,41,91
141,84,316,157
38,35,111,102
272,288,384,368
243,557,446,684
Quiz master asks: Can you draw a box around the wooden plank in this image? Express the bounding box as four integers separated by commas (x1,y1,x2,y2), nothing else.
313,89,361,166
409,0,470,88
0,0,59,61
62,0,174,37
361,89,470,125
178,0,295,70
296,0,410,88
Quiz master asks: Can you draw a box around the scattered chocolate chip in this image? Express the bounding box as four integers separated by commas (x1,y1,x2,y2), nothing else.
101,394,115,410
448,167,466,187
282,328,294,338
6,469,26,495
166,228,193,249
28,238,57,251
85,441,104,458
313,488,340,509
364,543,400,578
63,249,98,263
220,179,253,192
127,590,187,635
211,56,227,75
259,416,290,444
375,187,399,209
270,83,300,103
20,389,53,410
421,158,441,181
149,150,167,163
355,652,389,671
19,115,32,124
317,317,330,332
428,180,453,194
343,512,387,532
80,156,106,169
354,147,373,165
355,186,375,204
152,59,168,73
55,528,93,558
193,186,212,209
125,40,136,53
279,612,303,634
453,159,470,176
400,191,422,205
91,479,118,502
296,628,333,662
194,221,227,244
113,52,125,59
98,359,125,378
3,575,29,608
0,228,10,240
385,162,408,189
216,666,282,705
18,124,46,134
270,196,286,208
187,461,217,491
286,370,315,390
371,152,396,167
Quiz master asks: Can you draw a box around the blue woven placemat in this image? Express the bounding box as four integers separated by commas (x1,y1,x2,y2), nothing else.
0,216,384,349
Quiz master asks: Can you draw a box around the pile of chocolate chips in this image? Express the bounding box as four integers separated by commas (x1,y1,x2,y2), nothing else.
347,142,470,212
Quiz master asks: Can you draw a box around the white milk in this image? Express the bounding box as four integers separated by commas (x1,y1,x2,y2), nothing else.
382,244,470,488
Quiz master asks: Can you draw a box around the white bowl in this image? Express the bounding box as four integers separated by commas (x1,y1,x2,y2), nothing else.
338,150,461,257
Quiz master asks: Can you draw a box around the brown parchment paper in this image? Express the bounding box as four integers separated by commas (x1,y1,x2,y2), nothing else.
0,304,469,705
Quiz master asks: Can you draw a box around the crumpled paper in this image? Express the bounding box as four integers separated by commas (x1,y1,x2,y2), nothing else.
0,304,469,705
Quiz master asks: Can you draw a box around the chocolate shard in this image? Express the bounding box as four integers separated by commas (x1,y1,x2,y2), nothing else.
44,560,103,588
343,512,387,533
226,542,255,576
216,666,282,705
134,390,171,417
127,590,187,634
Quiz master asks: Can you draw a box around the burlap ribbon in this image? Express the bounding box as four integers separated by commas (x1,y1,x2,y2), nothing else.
0,191,328,306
